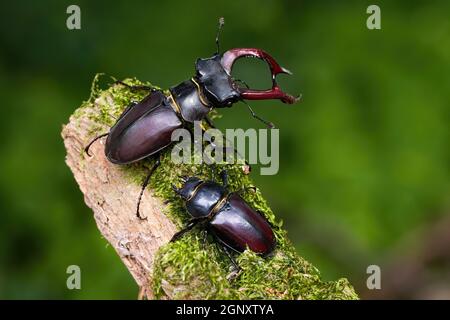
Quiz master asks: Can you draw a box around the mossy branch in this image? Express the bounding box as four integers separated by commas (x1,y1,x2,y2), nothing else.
61,75,358,300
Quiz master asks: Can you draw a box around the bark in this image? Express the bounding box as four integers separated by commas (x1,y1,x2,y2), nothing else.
62,97,177,300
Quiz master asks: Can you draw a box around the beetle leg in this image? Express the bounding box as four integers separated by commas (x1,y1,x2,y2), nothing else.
84,133,109,157
170,218,205,242
208,164,217,181
232,78,250,89
196,121,249,174
241,100,275,129
136,155,161,220
114,80,153,92
202,117,251,174
221,245,241,274
220,169,228,188
200,229,209,251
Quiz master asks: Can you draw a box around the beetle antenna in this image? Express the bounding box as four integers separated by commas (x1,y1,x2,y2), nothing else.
215,17,225,55
241,101,275,129
84,133,109,156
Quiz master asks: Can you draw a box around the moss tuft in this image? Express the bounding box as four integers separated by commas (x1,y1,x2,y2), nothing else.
76,76,358,300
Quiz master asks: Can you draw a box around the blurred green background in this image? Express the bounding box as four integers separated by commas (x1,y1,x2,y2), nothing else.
0,0,448,299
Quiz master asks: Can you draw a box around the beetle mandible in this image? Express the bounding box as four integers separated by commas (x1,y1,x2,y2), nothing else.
171,171,276,267
85,18,300,219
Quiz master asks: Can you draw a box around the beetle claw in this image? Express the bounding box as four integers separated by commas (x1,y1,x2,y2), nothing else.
221,48,300,104
226,268,241,281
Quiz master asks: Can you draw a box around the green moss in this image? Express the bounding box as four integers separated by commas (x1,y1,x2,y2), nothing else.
75,76,358,300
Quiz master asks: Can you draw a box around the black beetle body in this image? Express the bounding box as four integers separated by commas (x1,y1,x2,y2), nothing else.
172,175,276,255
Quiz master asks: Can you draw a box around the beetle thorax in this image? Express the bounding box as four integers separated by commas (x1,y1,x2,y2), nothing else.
183,181,227,218
168,54,242,123
169,80,212,123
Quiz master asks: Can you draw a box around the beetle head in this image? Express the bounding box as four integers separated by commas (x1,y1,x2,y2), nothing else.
173,176,203,201
195,54,241,107
195,48,300,108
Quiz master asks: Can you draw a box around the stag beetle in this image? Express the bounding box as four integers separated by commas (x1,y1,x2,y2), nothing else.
171,171,276,267
85,18,300,219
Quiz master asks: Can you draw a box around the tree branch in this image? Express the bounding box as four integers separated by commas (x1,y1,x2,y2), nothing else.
61,76,358,300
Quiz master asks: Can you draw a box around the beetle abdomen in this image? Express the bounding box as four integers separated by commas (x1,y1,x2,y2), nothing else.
105,91,182,164
209,193,275,255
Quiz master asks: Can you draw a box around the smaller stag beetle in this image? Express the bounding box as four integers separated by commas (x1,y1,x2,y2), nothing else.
171,171,276,267
85,18,300,219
